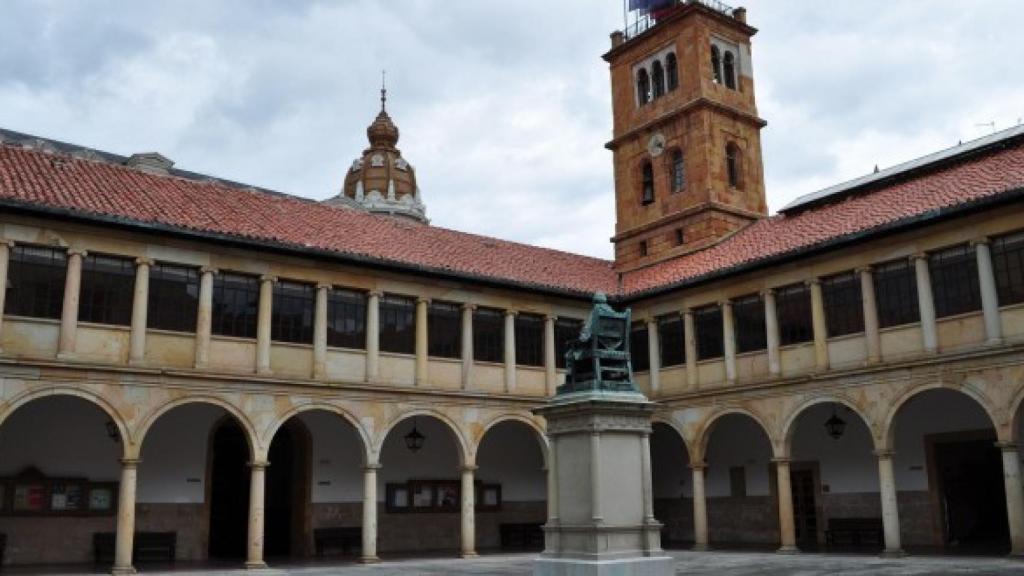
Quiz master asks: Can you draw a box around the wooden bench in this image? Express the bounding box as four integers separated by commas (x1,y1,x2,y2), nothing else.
313,527,362,558
825,518,883,548
499,523,544,551
93,532,176,565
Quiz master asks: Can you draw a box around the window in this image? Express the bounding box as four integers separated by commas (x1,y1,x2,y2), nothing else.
326,288,366,349
428,301,461,359
147,263,199,332
822,272,864,337
271,280,314,344
639,240,648,257
515,313,544,367
776,283,813,345
79,254,135,326
631,322,650,372
695,305,724,360
473,307,504,363
380,295,415,354
641,161,655,204
637,68,651,105
554,317,583,369
651,60,665,99
726,143,742,188
733,293,766,353
711,45,722,84
993,231,1024,305
874,259,919,328
212,273,259,338
930,244,982,318
666,52,679,91
658,314,685,367
723,51,737,89
671,149,686,193
675,228,685,246
5,245,66,319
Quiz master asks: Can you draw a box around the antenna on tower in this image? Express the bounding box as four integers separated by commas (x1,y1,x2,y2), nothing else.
380,69,387,112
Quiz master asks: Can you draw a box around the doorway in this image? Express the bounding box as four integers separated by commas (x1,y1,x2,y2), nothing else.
790,467,819,548
208,420,250,559
932,434,1008,551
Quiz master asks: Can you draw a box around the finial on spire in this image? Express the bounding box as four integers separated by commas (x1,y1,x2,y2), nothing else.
381,69,387,112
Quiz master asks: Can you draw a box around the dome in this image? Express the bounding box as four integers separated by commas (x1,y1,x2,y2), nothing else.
367,110,399,149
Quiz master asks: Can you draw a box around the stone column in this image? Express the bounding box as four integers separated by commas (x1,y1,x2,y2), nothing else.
875,449,904,557
808,278,829,371
255,275,275,375
683,309,698,389
647,318,660,393
194,267,216,369
590,431,603,524
366,291,381,382
640,432,655,524
246,460,268,569
128,258,152,365
774,458,798,553
361,463,381,563
544,315,557,396
57,248,86,358
691,463,709,551
313,283,330,380
546,440,559,526
111,458,140,575
461,303,475,390
912,254,938,354
764,289,781,376
461,465,478,558
997,442,1024,556
415,297,429,386
0,241,14,353
504,310,517,393
974,238,1003,345
722,301,737,383
859,267,881,364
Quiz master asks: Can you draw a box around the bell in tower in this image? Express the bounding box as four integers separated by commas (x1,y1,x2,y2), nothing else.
605,0,767,271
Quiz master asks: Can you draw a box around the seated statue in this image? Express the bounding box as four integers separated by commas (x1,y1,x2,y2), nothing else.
558,292,638,395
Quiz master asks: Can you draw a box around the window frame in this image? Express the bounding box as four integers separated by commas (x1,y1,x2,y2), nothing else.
326,288,367,350
514,313,544,367
631,322,650,372
657,313,685,367
78,253,136,327
473,307,504,364
666,52,679,91
821,271,865,338
733,293,766,353
873,258,920,328
775,283,813,346
670,149,685,193
929,244,982,318
147,262,199,333
637,68,651,106
641,161,655,205
711,45,722,84
270,280,315,345
694,304,724,361
379,294,416,355
427,300,462,359
211,272,260,339
992,231,1024,306
726,143,742,189
651,60,665,99
554,317,584,370
4,244,67,320
723,50,737,89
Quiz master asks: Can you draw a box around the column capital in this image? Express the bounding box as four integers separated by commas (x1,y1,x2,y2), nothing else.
505,309,518,318
645,316,657,327
855,265,873,275
416,296,431,305
688,462,707,471
119,458,142,468
719,299,733,309
368,289,384,298
970,236,992,248
200,265,218,275
248,460,270,470
67,248,88,257
910,252,929,262
873,448,896,459
259,274,277,284
759,288,775,298
461,302,477,312
804,277,821,287
134,257,155,267
1,239,14,249
460,464,479,473
682,307,694,317
770,457,792,465
316,282,332,291
544,314,557,322
363,463,383,472
995,441,1019,451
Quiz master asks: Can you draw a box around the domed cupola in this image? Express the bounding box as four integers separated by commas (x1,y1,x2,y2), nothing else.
323,84,428,224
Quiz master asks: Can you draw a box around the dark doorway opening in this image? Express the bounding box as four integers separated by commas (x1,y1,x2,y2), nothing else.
934,436,1009,552
790,468,819,548
209,420,250,559
265,422,305,559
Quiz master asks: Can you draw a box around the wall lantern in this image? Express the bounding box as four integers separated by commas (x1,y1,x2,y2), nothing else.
105,419,121,443
404,418,426,453
824,406,846,440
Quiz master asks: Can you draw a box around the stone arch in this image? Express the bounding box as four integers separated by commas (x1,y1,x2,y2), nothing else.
780,395,874,457
881,382,1000,450
376,408,470,466
136,395,259,460
651,415,693,461
694,407,774,463
476,413,548,467
0,386,133,457
262,402,372,466
1005,384,1024,444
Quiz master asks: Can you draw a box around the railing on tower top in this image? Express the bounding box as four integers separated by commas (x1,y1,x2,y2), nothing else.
620,0,737,41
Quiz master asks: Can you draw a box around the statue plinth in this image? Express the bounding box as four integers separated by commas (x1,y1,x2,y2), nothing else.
533,390,673,576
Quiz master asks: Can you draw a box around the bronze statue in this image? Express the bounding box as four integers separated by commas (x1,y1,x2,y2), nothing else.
559,292,639,394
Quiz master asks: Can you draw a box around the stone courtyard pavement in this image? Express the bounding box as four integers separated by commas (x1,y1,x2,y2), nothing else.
17,550,1024,576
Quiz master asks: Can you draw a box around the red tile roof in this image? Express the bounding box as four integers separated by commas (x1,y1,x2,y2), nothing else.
1,131,1023,300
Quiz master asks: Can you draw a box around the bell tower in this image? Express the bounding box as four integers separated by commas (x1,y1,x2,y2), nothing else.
604,1,767,271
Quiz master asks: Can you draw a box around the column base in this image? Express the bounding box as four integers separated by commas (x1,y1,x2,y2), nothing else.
256,368,273,376
359,555,381,564
56,351,78,361
1009,550,1024,559
244,560,269,570
534,555,673,576
461,551,479,559
880,549,906,559
776,545,800,555
691,543,710,552
110,566,136,576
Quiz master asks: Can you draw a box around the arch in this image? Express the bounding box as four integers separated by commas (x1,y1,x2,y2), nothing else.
781,396,875,457
262,402,372,466
376,408,471,466
0,386,132,456
881,383,1001,450
710,45,722,84
651,60,666,99
666,52,679,91
723,50,737,89
651,416,693,460
477,413,548,467
641,161,655,204
1007,385,1024,443
695,407,774,462
637,68,651,105
136,396,259,460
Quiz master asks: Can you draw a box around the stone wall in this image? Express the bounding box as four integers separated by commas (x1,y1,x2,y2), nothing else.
707,496,778,545
0,515,116,565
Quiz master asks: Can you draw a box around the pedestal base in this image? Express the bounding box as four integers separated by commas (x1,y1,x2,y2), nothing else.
533,556,673,576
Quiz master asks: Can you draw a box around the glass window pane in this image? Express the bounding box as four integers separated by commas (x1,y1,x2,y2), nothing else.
822,272,864,337
211,273,259,338
79,254,135,326
380,295,415,355
5,245,67,320
733,293,766,353
658,314,685,367
327,288,366,349
473,308,504,363
695,305,724,360
874,259,919,328
631,322,650,372
428,301,461,359
993,231,1024,306
776,283,813,345
271,280,314,344
555,318,584,370
929,244,982,318
515,313,544,367
148,263,199,332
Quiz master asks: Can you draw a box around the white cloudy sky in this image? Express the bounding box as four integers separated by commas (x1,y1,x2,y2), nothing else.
1,1,1022,259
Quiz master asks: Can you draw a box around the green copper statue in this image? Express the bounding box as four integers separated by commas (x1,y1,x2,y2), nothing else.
558,292,639,394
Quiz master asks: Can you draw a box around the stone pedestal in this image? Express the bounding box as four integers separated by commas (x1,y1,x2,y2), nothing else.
533,391,673,576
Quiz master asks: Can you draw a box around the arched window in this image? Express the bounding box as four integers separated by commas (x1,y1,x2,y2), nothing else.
671,149,685,193
652,60,666,99
710,45,722,85
637,69,651,106
666,53,679,91
641,162,655,204
726,143,742,188
723,51,737,90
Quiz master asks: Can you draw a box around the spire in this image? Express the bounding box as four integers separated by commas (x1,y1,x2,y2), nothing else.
381,69,387,112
